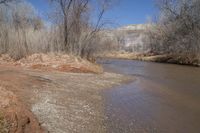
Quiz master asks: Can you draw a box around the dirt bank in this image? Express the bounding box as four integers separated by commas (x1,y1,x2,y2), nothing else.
102,52,200,66
0,65,130,133
0,84,44,133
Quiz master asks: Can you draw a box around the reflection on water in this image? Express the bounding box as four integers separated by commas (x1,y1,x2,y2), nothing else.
100,58,200,133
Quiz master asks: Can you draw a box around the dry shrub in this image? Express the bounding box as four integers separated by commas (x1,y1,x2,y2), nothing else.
0,0,112,61
148,0,200,63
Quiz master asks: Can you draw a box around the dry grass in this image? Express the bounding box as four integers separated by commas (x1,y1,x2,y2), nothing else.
0,53,103,74
103,51,200,66
101,51,151,60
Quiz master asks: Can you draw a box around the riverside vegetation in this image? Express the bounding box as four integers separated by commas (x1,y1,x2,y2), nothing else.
103,0,200,66
0,0,111,61
147,0,200,66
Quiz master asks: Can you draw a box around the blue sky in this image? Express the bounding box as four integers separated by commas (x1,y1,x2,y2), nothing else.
28,0,157,27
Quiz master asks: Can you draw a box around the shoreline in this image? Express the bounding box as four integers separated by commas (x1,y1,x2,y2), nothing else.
0,66,130,133
101,52,200,67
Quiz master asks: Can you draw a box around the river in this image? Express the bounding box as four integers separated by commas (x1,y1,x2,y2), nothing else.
99,58,200,133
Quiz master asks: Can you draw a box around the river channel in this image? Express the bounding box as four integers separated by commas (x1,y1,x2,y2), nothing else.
99,58,200,133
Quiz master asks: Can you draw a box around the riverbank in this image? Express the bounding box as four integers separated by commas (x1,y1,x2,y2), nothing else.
0,83,45,133
0,65,130,133
0,53,103,74
102,52,200,66
0,53,133,132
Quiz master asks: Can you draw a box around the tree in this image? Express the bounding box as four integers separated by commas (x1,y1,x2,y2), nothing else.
0,0,13,4
149,0,200,57
49,0,112,59
0,1,46,59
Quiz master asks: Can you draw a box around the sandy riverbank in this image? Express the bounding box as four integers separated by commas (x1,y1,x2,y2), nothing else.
0,65,130,133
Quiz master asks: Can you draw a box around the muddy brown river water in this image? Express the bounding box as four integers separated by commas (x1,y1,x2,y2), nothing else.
100,58,200,133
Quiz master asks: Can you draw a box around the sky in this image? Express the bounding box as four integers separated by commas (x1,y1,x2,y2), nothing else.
28,0,157,27
102,0,157,27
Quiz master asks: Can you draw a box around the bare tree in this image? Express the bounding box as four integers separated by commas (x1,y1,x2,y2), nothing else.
49,0,112,60
0,0,114,61
149,0,200,58
0,0,15,5
0,1,47,59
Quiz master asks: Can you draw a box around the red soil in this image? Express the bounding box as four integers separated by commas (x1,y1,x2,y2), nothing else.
0,86,45,133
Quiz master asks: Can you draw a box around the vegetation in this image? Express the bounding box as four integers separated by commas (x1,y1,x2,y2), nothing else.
105,0,200,66
0,0,199,66
0,0,111,60
148,0,200,64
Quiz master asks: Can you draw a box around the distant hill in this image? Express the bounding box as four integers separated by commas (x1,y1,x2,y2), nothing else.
117,24,151,31
100,24,152,53
115,24,151,52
